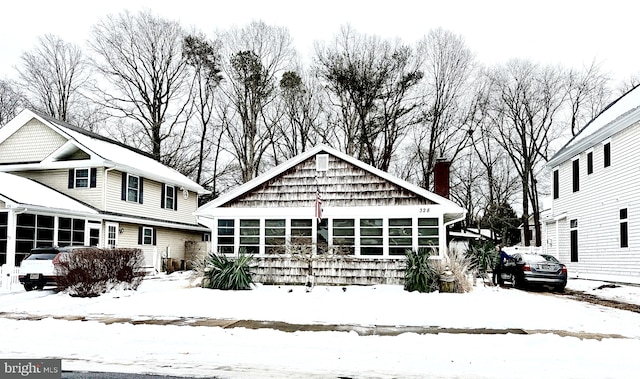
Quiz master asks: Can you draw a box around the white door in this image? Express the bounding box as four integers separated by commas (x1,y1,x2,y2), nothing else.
105,222,119,248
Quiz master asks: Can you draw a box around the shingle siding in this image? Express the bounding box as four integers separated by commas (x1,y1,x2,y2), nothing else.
0,119,66,163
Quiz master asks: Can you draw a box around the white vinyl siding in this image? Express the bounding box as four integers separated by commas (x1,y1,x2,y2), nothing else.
551,120,640,279
15,169,104,209
105,170,199,225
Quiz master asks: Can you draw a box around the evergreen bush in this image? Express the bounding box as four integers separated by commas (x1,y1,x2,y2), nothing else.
404,248,440,293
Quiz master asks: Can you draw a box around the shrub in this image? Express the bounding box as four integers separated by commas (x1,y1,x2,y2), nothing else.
201,251,255,290
436,246,474,293
55,248,145,297
466,241,497,274
404,248,440,293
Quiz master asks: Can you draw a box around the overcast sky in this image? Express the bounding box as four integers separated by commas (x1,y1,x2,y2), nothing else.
1,0,638,85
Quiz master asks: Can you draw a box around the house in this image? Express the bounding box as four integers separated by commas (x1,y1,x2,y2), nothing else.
545,85,640,284
195,145,466,285
0,109,209,273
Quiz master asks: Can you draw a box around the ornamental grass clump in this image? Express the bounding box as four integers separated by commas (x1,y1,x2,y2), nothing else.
201,251,255,290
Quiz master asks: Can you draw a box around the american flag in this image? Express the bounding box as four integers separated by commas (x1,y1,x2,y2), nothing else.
315,188,323,222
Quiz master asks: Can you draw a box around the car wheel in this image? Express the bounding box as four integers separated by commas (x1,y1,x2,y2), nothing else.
36,284,45,290
554,285,566,293
24,284,34,291
509,274,518,288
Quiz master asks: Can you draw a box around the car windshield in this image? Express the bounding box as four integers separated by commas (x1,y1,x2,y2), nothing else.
540,254,560,263
24,253,58,260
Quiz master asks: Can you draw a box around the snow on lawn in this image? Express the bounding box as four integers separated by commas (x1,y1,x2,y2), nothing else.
1,272,640,378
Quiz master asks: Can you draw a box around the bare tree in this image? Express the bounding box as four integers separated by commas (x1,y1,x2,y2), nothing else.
487,59,566,246
617,73,640,95
409,28,475,190
315,25,423,171
566,60,611,136
276,70,324,159
217,21,296,183
0,79,24,126
182,32,224,189
89,10,191,164
16,34,88,122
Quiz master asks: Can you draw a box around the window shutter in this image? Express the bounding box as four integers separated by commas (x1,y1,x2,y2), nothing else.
152,227,157,246
160,185,165,208
68,169,75,189
174,186,179,210
90,168,97,188
121,172,127,201
139,177,144,204
138,226,143,245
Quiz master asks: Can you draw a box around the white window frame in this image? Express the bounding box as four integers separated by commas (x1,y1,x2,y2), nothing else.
142,226,154,245
127,174,140,202
164,184,175,210
75,168,89,188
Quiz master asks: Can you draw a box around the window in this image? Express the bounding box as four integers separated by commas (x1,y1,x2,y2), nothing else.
572,159,579,192
75,169,89,188
418,218,439,255
121,172,143,204
587,151,593,175
265,219,286,254
138,226,156,245
570,219,578,262
389,218,412,256
0,212,7,265
56,217,86,247
162,184,177,210
333,219,355,255
15,214,55,254
620,208,628,248
291,219,312,246
240,219,260,254
217,219,235,254
360,218,383,256
553,169,559,199
68,168,97,189
604,142,611,168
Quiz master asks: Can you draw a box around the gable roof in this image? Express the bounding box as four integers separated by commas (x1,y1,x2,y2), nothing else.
0,109,207,194
0,172,98,216
547,84,640,167
196,144,466,223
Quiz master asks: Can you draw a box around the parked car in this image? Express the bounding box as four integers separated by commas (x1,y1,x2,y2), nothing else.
18,246,91,291
500,253,568,292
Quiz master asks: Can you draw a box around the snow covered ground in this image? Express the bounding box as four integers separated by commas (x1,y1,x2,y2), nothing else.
1,272,640,379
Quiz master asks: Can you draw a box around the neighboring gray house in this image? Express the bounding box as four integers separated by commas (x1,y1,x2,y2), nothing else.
195,145,466,285
545,85,640,284
0,109,209,272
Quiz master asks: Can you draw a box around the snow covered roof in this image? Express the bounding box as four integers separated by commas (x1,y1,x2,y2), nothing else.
0,172,98,216
197,144,466,223
548,84,640,167
0,110,208,195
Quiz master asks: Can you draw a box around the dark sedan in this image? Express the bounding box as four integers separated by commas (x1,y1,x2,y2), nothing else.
501,253,567,291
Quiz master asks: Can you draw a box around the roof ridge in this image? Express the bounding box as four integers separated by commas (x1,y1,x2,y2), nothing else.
31,109,157,161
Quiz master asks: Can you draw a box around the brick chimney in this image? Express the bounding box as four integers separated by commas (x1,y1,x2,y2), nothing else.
433,159,451,198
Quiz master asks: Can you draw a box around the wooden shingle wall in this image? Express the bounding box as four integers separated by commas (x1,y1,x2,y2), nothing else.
226,154,433,208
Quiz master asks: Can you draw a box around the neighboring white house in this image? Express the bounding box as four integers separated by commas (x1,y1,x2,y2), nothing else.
195,144,466,285
0,109,210,273
545,85,640,284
